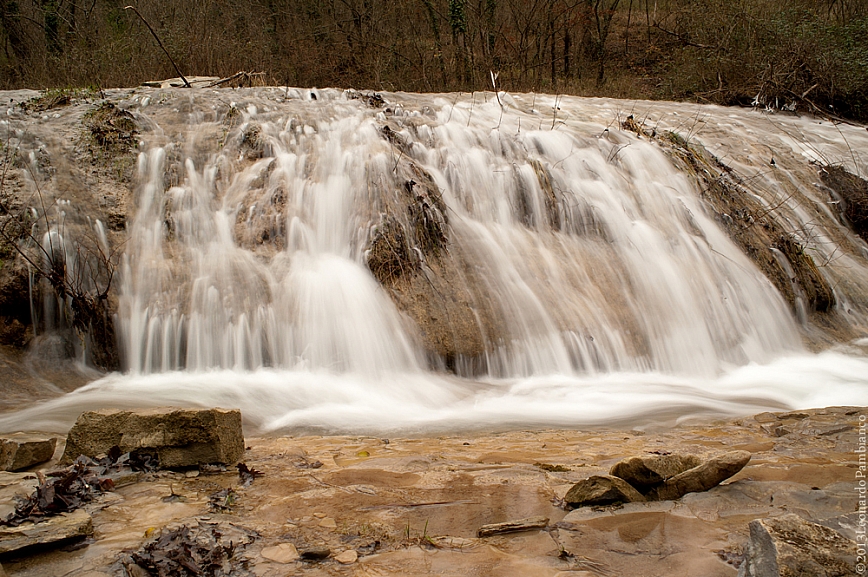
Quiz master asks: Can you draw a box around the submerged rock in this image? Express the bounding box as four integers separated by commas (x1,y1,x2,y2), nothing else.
60,408,244,468
564,475,646,508
738,513,857,577
0,434,57,472
609,453,701,492
0,509,93,556
646,450,751,501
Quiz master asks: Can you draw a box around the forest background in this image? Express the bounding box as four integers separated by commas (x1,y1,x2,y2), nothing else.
1,0,867,121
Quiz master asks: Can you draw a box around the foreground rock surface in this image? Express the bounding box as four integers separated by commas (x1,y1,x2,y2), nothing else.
738,513,857,577
60,408,244,468
646,450,751,500
0,509,93,556
0,435,56,472
564,475,646,507
0,406,861,577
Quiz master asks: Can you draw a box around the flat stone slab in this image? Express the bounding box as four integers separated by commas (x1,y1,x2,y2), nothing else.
0,434,57,472
60,408,244,469
477,516,549,537
560,500,684,525
260,542,299,563
0,509,93,556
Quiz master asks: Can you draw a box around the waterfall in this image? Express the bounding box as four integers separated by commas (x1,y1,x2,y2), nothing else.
118,90,816,377
2,87,868,433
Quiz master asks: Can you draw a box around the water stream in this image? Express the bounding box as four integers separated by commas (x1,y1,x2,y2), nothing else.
2,88,868,434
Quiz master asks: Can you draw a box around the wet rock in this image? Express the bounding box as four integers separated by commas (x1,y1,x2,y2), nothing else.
0,509,93,556
335,549,358,564
261,542,299,563
0,434,57,471
0,472,40,521
60,408,244,468
564,475,646,508
738,513,857,577
817,512,863,542
427,536,478,549
477,516,549,537
609,453,701,492
754,412,779,423
646,451,751,501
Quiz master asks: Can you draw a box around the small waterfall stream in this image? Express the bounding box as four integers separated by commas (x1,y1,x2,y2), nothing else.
2,88,868,433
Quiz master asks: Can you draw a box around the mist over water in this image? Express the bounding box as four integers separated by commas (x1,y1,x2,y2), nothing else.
3,88,868,434
3,350,868,435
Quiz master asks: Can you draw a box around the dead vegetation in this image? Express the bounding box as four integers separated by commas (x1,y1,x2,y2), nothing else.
18,88,100,114
83,102,138,159
0,125,120,369
365,156,499,370
1,448,156,528
820,165,868,243
122,520,257,577
366,162,448,287
367,216,416,286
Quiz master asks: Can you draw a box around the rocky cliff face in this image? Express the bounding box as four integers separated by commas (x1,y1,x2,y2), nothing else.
1,86,867,396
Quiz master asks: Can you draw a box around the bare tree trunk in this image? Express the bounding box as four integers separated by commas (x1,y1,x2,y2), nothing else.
421,0,448,86
645,0,651,45
625,0,632,54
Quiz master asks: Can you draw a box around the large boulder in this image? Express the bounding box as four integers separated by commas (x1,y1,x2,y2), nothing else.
0,434,57,471
609,453,702,492
564,475,646,508
60,408,244,469
646,450,750,501
738,513,857,577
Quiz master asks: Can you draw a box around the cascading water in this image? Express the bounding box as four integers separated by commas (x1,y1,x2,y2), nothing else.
2,88,868,434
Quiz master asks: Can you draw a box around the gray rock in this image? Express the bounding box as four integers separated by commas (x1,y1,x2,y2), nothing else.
609,453,701,491
0,509,93,555
646,450,750,501
738,513,858,577
60,408,244,469
564,475,646,508
817,512,863,542
754,412,779,423
0,434,57,471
